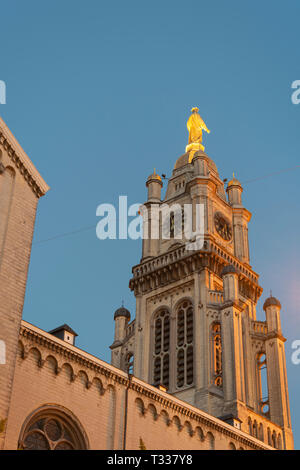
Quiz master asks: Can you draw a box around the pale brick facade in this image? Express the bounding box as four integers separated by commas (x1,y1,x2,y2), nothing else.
0,116,294,450
5,321,273,450
0,117,49,449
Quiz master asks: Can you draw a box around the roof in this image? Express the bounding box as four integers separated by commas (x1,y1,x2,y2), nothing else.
227,173,242,189
146,169,162,185
174,152,191,170
114,306,131,320
0,116,49,197
219,414,242,423
263,296,281,310
48,324,78,337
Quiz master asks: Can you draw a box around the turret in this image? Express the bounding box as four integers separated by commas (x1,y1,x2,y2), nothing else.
142,170,163,260
262,295,293,447
113,306,130,343
146,170,163,202
226,174,251,264
110,306,131,369
220,264,246,410
263,295,282,334
226,174,243,206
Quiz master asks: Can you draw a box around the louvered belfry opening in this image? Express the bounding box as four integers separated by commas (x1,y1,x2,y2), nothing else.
176,300,194,388
212,323,222,388
153,309,170,389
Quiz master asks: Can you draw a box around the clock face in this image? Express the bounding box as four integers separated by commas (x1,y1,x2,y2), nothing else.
214,212,232,241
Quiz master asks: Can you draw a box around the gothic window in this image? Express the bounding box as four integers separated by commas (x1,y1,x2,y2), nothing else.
257,353,269,416
19,408,87,450
267,427,272,446
126,352,134,374
253,420,258,438
176,300,194,388
153,309,170,389
211,323,222,388
168,207,185,239
272,431,277,449
248,417,252,435
259,423,264,441
207,432,215,450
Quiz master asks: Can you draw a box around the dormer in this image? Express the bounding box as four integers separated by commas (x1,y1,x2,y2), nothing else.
48,324,78,346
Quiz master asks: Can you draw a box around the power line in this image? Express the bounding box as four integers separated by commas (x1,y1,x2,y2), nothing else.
242,164,300,184
34,225,96,246
33,163,300,247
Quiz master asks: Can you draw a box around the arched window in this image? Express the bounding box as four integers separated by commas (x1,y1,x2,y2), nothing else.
272,431,277,449
248,417,252,435
211,323,222,388
0,165,15,257
253,420,258,438
257,353,269,416
126,352,134,374
167,207,185,239
176,300,194,388
153,309,170,388
267,427,271,446
19,406,88,450
259,423,264,441
207,432,215,450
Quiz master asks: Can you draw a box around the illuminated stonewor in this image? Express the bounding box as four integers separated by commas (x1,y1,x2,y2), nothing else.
0,113,293,450
112,108,294,450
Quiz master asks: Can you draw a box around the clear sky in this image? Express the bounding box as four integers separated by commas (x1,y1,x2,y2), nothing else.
1,0,299,448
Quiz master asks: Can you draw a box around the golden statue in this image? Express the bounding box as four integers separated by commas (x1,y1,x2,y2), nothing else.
186,107,210,156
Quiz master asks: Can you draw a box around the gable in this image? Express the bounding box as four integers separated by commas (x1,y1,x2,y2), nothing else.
0,116,49,197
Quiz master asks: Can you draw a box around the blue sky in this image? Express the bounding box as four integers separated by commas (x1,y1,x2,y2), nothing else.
1,0,300,448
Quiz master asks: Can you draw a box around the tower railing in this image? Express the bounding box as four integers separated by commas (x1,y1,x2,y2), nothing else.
208,290,224,304
126,319,135,338
252,321,268,335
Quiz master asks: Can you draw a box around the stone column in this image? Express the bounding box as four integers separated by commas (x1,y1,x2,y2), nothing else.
221,266,246,412
263,296,293,448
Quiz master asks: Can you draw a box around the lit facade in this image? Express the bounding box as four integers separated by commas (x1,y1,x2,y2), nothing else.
0,115,293,450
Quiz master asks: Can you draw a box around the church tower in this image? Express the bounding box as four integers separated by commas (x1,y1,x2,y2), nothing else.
0,117,49,449
111,108,293,449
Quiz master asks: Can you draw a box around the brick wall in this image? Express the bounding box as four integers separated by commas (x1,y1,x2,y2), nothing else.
4,321,272,450
0,145,40,449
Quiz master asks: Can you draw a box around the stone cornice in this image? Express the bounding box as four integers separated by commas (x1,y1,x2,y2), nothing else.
266,331,286,342
130,239,262,301
0,117,49,197
220,299,246,313
130,378,272,449
131,238,259,282
232,206,252,222
20,320,129,385
19,320,272,450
